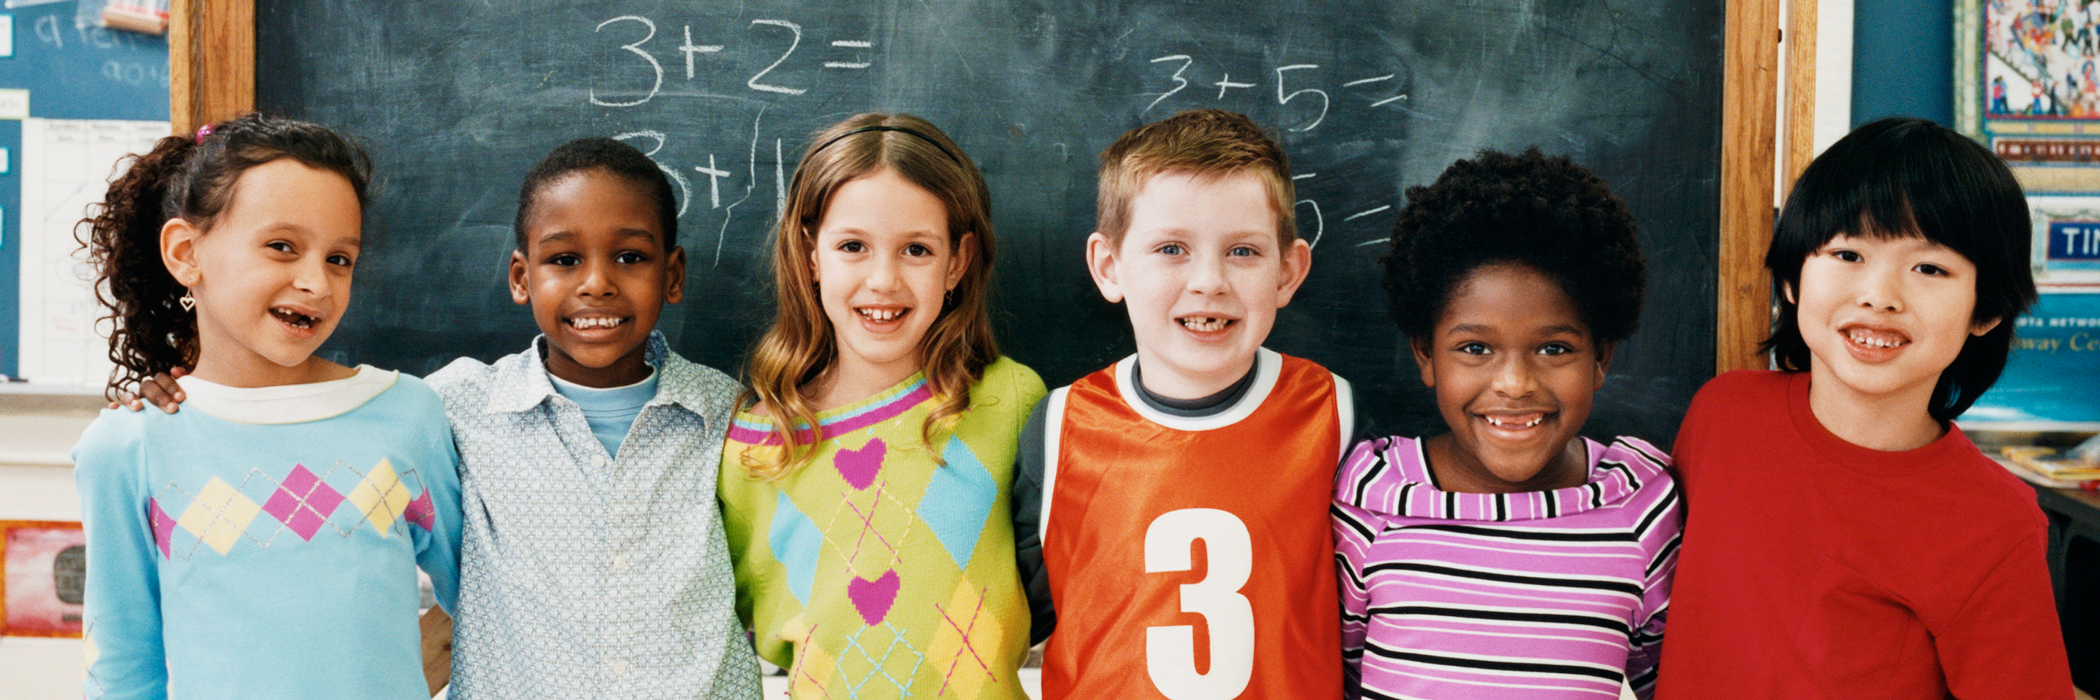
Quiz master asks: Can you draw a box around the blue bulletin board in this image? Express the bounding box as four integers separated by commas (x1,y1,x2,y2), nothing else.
1967,291,2100,427
0,1,167,379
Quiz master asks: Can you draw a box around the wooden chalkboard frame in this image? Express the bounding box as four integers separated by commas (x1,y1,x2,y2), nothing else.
169,0,1792,375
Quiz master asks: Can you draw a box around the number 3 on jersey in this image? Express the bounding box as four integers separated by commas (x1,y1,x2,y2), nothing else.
1144,508,1254,699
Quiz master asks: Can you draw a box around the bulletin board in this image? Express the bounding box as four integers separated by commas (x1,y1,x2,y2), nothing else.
0,0,168,381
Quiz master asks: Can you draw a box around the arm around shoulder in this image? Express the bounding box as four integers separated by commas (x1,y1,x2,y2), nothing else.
1009,394,1055,645
977,357,1048,435
421,356,498,416
1669,371,1765,481
383,375,464,613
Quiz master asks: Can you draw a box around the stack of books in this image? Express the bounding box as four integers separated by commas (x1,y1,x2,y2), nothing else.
1998,446,2100,490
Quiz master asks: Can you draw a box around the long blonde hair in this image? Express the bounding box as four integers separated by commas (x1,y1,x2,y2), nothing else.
739,114,1000,480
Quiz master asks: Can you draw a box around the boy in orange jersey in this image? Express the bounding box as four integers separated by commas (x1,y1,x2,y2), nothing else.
1011,109,1356,699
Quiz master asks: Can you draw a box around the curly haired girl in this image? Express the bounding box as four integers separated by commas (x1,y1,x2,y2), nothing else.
1334,148,1679,700
72,114,458,700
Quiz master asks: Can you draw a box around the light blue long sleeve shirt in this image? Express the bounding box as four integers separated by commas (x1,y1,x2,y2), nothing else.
72,368,461,700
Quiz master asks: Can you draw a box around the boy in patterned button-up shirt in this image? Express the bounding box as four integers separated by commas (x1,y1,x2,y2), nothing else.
425,138,761,699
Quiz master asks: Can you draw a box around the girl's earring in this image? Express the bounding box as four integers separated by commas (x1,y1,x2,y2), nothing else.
178,289,196,312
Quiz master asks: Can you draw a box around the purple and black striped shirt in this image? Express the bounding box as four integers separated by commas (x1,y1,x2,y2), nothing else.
1332,435,1681,700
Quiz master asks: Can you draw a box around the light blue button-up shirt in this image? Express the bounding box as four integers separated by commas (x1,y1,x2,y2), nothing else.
427,333,760,699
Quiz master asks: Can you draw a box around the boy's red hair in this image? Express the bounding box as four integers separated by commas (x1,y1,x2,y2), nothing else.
1095,109,1296,246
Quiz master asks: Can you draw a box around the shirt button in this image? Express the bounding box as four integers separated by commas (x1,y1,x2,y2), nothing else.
591,455,608,468
611,660,629,676
613,554,629,570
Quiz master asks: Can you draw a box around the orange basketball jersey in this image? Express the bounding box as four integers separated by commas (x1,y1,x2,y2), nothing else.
1040,349,1348,700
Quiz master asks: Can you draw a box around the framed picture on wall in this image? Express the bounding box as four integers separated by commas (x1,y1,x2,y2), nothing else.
1958,0,2100,193
0,520,85,639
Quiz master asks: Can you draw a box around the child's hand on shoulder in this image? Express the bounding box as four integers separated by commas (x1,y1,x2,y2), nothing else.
108,367,185,414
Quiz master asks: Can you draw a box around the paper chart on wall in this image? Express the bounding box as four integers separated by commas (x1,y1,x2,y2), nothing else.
16,118,166,385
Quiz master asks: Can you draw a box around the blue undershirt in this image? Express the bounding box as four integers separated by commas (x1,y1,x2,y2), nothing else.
548,368,658,458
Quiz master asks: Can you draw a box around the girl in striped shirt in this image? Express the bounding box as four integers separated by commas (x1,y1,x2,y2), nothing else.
1334,148,1682,700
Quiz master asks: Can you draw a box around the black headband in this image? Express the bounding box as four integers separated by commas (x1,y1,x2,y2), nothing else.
810,125,962,164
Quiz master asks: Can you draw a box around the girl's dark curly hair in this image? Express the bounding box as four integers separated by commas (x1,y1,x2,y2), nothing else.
1380,147,1645,345
78,113,372,399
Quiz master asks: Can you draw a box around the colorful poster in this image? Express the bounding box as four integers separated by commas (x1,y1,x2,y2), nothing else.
1966,292,2100,427
1959,0,2100,192
1,520,85,638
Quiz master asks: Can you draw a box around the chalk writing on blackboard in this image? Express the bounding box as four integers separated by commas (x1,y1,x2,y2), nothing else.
579,13,1422,255
1124,52,1420,247
1138,55,1408,133
246,0,1725,448
611,110,785,268
591,15,874,107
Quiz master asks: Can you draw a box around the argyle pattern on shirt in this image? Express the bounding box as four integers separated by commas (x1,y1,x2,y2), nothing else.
719,358,1044,700
147,459,437,559
73,373,460,700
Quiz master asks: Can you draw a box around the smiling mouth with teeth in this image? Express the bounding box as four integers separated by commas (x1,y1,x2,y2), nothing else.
859,308,905,323
271,308,319,329
568,317,625,330
1483,415,1544,428
1845,329,1908,349
1178,316,1233,332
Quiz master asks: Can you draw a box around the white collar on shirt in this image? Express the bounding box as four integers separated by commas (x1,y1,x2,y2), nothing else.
1113,347,1284,431
176,365,398,425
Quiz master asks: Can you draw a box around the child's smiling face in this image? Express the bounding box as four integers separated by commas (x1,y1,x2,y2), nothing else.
1087,171,1309,399
1791,232,1998,417
176,158,363,387
1415,263,1606,494
809,167,970,392
510,169,684,388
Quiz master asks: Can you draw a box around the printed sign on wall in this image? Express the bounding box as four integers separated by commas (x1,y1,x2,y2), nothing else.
0,520,84,638
1968,292,2100,426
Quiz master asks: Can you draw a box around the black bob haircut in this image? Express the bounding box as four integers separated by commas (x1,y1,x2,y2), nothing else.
513,137,679,250
1763,117,2037,422
1380,147,1646,348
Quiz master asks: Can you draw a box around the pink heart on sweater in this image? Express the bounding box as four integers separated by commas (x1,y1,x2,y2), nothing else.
834,438,887,490
848,570,901,626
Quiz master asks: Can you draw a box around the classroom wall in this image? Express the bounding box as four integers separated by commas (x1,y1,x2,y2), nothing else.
0,1,166,694
0,391,96,699
1852,0,1955,127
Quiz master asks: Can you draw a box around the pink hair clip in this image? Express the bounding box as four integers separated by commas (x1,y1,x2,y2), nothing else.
194,123,214,143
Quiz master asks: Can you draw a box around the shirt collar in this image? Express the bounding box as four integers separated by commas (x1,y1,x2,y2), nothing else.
1342,436,1655,522
484,332,711,417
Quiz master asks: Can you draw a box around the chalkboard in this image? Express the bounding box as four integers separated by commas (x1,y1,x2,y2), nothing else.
0,2,168,378
254,0,1722,445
